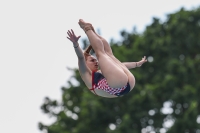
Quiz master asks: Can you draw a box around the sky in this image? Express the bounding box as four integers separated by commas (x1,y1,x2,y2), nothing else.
0,0,200,133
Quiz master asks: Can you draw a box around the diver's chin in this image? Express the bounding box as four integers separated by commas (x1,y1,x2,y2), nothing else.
94,68,98,71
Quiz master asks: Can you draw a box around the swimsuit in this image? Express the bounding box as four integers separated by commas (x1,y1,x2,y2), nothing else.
90,71,130,96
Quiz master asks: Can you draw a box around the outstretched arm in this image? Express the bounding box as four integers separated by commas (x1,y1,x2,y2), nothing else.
66,29,91,75
122,56,147,69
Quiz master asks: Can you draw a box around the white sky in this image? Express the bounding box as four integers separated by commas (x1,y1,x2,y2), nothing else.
0,0,199,133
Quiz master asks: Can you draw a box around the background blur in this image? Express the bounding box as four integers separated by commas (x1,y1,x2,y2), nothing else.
0,0,200,133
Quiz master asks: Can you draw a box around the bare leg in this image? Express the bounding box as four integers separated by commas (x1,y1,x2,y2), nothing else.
93,27,136,89
79,19,128,88
87,21,135,89
94,32,130,73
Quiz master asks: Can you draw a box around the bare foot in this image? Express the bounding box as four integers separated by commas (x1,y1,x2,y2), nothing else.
78,19,91,29
79,19,98,35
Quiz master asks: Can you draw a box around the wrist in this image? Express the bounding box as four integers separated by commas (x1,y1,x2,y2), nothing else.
73,45,79,48
73,42,79,48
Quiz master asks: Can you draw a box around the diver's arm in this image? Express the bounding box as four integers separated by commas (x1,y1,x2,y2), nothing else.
122,56,147,69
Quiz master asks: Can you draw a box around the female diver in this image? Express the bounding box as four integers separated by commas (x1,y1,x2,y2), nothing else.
67,19,147,98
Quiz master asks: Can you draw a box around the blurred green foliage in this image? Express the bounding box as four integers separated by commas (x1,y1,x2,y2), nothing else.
38,7,200,133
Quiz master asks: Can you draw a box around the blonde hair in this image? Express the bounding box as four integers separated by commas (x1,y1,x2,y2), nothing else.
83,45,93,60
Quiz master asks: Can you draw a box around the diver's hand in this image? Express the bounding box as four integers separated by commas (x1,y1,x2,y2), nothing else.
67,29,81,44
137,56,147,67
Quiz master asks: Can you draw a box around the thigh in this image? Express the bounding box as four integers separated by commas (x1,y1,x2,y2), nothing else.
97,53,128,88
108,55,136,89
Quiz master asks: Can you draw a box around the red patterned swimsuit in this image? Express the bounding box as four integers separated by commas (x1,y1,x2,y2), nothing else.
90,71,130,96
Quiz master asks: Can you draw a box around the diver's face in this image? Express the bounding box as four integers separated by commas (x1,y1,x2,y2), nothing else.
86,56,99,71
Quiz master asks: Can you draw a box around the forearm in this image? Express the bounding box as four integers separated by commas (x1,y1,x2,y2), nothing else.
73,42,84,59
122,62,138,69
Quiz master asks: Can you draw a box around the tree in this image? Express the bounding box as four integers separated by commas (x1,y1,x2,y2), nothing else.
38,6,200,133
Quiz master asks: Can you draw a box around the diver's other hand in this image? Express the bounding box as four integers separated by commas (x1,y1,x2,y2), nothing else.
137,56,147,67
